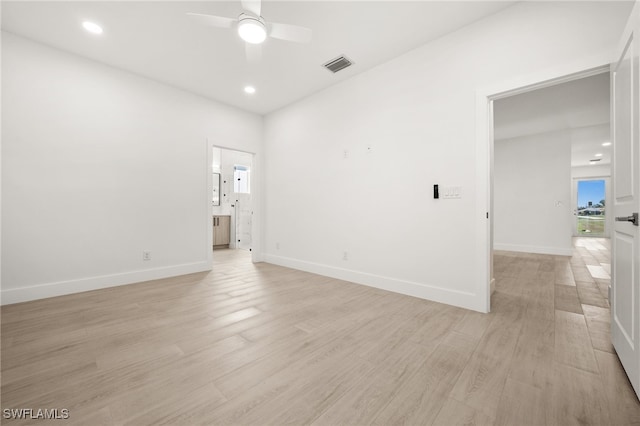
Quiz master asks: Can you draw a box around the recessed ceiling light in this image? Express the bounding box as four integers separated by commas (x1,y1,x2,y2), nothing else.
595,153,603,157
602,142,612,147
237,16,266,44
82,21,103,35
244,86,256,94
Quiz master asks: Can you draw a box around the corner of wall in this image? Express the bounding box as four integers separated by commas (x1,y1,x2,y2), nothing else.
263,253,486,313
1,261,212,305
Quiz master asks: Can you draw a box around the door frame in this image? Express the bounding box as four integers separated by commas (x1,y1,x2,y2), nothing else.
207,142,262,264
476,60,611,312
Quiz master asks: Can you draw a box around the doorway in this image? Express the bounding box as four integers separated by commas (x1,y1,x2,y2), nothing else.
492,71,610,258
212,146,254,253
477,65,613,312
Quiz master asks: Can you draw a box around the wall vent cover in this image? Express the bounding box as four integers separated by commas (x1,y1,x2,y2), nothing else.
323,55,353,73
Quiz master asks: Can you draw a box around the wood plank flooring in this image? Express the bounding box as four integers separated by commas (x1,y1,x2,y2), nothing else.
2,238,639,425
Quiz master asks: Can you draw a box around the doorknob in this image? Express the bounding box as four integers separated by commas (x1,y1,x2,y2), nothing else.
616,212,639,226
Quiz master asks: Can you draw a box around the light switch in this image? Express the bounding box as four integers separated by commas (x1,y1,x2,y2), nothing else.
442,186,462,199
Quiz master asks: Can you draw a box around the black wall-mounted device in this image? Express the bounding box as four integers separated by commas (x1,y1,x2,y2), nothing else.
434,184,439,199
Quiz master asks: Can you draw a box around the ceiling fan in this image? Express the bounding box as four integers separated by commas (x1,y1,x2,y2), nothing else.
187,0,312,62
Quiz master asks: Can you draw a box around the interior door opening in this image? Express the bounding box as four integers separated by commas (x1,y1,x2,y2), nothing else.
485,40,638,399
212,146,254,253
479,11,639,396
492,71,610,261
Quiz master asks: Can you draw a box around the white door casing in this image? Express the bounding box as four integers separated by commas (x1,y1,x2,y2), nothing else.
612,0,640,400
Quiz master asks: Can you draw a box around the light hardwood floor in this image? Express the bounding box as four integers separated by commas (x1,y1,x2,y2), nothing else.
2,238,640,425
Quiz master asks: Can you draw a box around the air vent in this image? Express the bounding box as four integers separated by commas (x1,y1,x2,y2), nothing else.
323,55,353,73
590,158,601,162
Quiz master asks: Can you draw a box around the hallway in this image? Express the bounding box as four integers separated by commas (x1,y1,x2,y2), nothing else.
493,237,638,424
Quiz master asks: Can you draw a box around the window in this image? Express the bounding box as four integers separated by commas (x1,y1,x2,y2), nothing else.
234,165,250,194
576,179,605,236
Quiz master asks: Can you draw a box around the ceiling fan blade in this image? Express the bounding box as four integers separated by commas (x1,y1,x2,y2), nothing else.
245,43,262,63
269,22,312,44
186,12,236,29
241,0,262,17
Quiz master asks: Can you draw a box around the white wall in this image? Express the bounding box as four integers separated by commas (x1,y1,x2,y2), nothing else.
572,164,611,179
1,33,262,304
263,1,629,312
494,131,573,255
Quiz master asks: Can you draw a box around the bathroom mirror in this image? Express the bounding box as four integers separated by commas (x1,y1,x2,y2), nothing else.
212,173,220,206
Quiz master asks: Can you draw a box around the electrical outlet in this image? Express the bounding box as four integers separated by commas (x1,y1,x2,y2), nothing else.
143,251,151,261
343,251,348,261
343,150,349,159
276,242,280,250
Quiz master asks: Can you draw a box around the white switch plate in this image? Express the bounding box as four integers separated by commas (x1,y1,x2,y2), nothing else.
441,186,462,199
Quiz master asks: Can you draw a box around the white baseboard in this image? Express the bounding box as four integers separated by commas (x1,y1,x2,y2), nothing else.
494,243,573,256
1,261,212,305
263,254,485,312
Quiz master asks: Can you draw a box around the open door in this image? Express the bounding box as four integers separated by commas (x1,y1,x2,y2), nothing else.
234,164,253,251
612,0,640,400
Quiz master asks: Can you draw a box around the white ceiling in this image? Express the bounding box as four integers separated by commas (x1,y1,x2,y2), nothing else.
1,1,518,115
494,72,611,168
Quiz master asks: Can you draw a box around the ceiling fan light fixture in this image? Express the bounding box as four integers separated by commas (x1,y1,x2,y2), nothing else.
238,16,266,44
82,21,103,35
